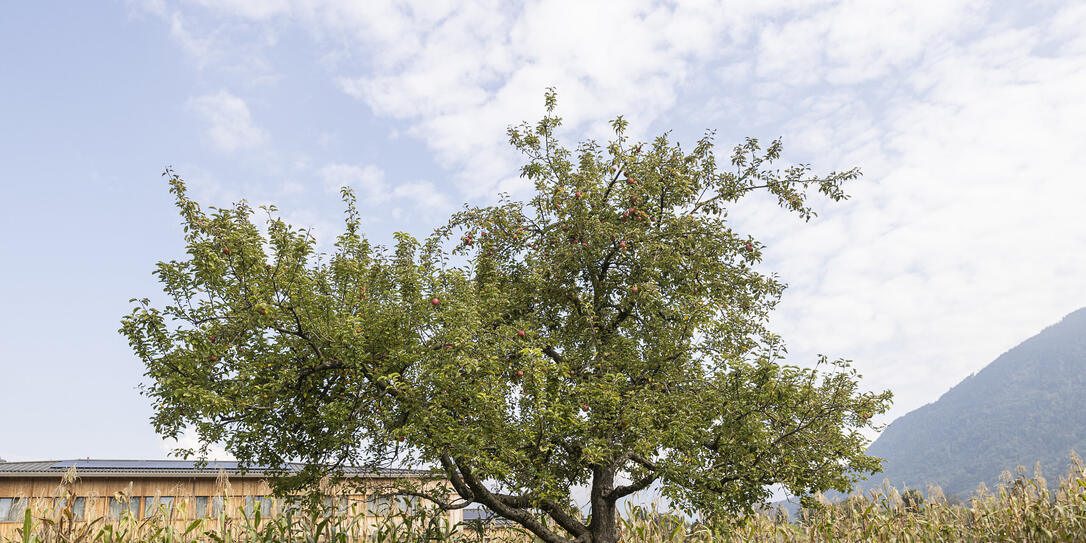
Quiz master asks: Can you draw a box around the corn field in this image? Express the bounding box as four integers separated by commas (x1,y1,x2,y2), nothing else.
7,457,1086,543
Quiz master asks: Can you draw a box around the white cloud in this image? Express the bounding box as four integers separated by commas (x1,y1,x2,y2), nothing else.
392,181,452,211
161,427,235,461
744,4,1086,420
189,90,268,153
319,163,452,215
169,12,217,66
755,1,984,85
324,0,767,199
156,0,1086,434
189,0,291,20
319,163,386,201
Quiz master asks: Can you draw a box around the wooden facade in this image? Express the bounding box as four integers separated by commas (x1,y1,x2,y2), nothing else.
0,460,460,539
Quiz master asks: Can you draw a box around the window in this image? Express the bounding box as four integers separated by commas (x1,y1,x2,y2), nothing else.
367,494,417,515
243,496,272,518
321,495,348,516
0,498,11,522
55,497,86,521
367,494,392,515
73,497,86,521
211,496,224,517
155,497,174,518
195,496,209,519
279,498,302,517
108,497,139,520
396,495,419,512
9,498,27,522
139,497,174,516
7,497,26,523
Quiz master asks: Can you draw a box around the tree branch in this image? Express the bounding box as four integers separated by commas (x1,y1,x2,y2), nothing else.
454,458,580,543
395,490,474,511
607,473,658,501
542,345,565,365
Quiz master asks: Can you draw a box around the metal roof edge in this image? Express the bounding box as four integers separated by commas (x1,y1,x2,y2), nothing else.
0,471,422,479
0,460,433,479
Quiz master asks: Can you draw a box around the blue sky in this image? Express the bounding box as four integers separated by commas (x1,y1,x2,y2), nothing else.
2,0,1085,471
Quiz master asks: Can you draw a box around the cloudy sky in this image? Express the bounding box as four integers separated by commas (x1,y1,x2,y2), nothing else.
2,0,1085,470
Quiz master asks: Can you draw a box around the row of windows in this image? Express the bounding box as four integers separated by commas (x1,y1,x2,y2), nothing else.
0,494,421,523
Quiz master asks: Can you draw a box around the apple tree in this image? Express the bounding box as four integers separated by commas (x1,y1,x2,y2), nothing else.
121,91,891,543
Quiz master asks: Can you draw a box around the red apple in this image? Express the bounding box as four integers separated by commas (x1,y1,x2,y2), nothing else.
516,370,524,376
445,345,453,350
209,336,216,343
431,298,441,306
745,243,753,251
517,329,526,337
211,355,218,361
619,241,627,248
582,242,588,247
580,403,589,412
575,191,582,198
258,308,266,315
356,329,362,333
222,248,231,255
632,286,639,294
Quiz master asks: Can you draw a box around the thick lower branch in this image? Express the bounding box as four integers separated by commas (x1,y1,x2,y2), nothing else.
605,453,659,501
454,458,581,543
607,473,657,501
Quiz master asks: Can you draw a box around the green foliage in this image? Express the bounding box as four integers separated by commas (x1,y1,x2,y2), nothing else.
120,92,890,543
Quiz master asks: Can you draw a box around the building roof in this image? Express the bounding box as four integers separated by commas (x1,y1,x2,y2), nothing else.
0,460,431,479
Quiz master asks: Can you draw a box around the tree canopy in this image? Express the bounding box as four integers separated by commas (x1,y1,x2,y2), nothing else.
121,91,891,543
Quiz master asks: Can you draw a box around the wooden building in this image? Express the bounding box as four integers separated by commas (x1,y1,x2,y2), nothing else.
0,459,458,539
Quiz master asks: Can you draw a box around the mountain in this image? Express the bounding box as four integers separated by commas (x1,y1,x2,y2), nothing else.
862,307,1086,497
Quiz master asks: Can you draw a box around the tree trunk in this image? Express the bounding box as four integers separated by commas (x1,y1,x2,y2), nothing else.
588,467,621,543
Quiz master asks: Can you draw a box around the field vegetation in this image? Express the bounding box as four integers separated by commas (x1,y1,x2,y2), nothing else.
7,457,1086,543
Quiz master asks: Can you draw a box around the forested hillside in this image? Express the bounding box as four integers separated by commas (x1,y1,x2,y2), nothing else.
864,307,1086,497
